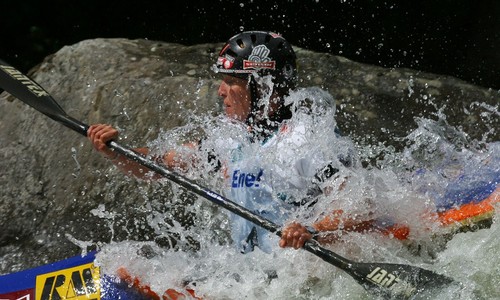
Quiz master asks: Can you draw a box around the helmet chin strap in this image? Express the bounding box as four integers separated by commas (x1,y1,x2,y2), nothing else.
245,75,292,139
245,76,260,126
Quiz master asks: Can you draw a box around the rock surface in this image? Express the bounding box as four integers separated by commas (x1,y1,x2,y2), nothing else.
0,38,497,273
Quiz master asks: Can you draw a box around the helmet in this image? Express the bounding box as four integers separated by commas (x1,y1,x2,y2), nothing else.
213,31,297,90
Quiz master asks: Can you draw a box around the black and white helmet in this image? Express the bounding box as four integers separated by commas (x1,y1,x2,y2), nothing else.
213,31,298,90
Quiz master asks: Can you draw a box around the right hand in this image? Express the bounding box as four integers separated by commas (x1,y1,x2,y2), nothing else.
87,124,119,159
279,222,314,249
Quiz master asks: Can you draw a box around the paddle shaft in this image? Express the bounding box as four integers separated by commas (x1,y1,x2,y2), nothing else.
0,59,352,269
0,59,455,298
103,128,352,270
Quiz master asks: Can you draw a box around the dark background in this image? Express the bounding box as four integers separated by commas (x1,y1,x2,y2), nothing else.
1,0,499,89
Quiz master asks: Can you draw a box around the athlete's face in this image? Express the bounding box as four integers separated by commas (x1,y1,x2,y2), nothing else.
218,75,252,122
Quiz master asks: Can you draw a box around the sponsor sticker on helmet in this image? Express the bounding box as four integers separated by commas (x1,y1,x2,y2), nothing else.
243,45,276,70
217,55,235,70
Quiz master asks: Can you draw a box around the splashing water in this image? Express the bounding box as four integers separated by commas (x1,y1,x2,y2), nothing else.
89,87,498,299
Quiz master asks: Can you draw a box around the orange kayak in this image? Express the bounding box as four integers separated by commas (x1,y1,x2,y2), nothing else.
0,182,497,299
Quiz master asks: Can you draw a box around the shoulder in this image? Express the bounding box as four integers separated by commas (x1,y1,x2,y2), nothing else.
284,87,335,113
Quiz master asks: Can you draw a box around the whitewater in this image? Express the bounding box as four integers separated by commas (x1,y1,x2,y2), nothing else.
85,86,500,299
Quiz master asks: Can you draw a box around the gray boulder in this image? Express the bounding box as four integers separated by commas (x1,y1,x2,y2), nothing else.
0,38,497,273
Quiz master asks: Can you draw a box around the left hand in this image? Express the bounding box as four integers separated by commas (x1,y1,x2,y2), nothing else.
87,124,119,159
279,222,314,249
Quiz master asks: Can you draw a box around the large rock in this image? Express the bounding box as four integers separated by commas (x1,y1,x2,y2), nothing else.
0,38,497,273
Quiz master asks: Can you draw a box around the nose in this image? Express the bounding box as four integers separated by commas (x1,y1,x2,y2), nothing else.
218,81,227,98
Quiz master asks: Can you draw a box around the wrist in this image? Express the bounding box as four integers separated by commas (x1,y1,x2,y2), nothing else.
305,225,318,235
107,151,119,161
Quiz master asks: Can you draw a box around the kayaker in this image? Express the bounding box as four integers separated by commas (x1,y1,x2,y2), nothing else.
88,31,373,253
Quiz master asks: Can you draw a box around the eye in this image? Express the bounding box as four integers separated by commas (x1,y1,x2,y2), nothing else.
223,76,238,85
223,77,234,84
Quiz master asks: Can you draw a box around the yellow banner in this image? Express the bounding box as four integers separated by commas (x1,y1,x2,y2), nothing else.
35,262,100,300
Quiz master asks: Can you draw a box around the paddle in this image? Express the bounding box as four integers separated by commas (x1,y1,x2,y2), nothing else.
0,59,456,299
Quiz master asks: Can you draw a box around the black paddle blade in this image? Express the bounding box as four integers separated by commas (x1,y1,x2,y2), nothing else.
0,60,67,119
0,60,88,135
306,240,455,299
348,261,455,299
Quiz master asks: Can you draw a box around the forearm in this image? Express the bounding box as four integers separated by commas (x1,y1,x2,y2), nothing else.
108,147,160,180
110,143,198,180
312,210,374,233
163,142,199,171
